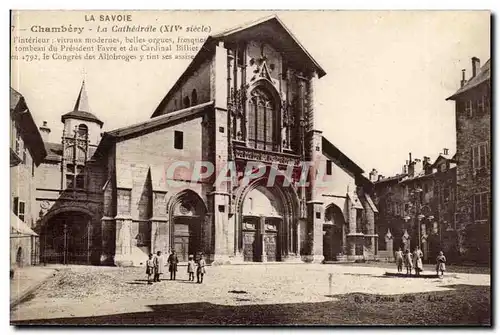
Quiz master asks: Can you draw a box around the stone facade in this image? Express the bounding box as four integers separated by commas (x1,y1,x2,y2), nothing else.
33,16,380,266
10,88,46,267
446,58,491,264
373,152,458,262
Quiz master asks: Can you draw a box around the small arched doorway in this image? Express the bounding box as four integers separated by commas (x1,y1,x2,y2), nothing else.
16,247,23,267
323,204,346,261
41,210,93,264
169,190,206,262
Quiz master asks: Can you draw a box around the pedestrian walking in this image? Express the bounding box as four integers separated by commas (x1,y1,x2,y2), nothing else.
153,251,165,282
168,250,179,280
187,254,196,281
395,247,404,273
413,246,424,276
436,251,446,277
404,249,413,275
196,253,206,284
146,253,154,284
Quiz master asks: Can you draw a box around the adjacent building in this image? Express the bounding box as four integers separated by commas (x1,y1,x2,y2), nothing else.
446,57,491,264
372,151,458,262
31,15,381,266
10,88,46,267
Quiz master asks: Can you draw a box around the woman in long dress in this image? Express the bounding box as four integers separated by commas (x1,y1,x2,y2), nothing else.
413,247,424,276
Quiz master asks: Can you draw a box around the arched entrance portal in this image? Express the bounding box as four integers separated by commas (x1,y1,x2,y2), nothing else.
41,210,93,264
323,204,346,261
169,190,206,262
239,183,298,262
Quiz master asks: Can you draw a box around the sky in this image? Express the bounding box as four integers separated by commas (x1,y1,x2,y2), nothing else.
10,10,490,177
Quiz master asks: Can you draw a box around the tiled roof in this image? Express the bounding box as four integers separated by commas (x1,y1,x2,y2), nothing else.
212,15,326,78
322,136,364,175
374,174,407,184
447,59,491,100
10,88,22,111
44,142,63,162
107,101,214,139
10,87,47,165
61,81,103,126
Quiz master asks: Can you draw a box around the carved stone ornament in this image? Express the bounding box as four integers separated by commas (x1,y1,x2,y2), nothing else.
385,228,393,241
233,146,301,166
402,229,410,240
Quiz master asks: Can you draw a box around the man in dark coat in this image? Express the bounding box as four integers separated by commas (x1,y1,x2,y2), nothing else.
167,250,179,280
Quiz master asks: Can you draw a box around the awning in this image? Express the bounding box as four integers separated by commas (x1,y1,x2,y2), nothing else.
10,212,38,237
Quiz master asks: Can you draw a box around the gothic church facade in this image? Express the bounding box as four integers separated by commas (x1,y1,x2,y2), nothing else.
34,16,379,266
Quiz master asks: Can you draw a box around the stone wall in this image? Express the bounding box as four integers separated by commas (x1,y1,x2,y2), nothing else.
454,82,491,264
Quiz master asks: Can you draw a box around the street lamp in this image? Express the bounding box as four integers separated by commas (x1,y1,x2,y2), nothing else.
405,186,424,250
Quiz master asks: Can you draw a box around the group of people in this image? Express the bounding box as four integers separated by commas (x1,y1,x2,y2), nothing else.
146,250,206,284
394,246,447,277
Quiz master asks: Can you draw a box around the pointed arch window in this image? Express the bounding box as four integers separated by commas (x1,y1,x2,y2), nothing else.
247,87,278,151
191,89,198,105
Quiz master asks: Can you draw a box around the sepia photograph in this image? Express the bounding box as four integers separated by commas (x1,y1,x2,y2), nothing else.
9,10,491,326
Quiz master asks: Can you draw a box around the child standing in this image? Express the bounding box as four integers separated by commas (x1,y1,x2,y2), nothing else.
196,253,206,284
413,246,424,276
404,249,413,275
436,251,446,277
187,255,196,281
146,253,154,284
395,247,404,273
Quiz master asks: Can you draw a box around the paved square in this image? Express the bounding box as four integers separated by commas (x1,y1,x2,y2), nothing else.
11,263,490,325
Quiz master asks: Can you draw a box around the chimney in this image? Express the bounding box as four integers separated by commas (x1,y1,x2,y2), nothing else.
460,69,467,87
414,158,423,176
472,57,480,78
443,148,449,156
402,160,409,174
39,121,51,142
369,168,379,182
409,152,412,164
423,156,431,167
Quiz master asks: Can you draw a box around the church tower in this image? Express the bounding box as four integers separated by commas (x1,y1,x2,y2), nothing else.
60,81,103,190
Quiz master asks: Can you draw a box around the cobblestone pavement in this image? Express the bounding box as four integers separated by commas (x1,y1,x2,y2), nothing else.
11,263,491,325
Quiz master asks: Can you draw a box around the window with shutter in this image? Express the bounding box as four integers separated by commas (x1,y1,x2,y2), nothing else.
18,201,25,222
477,96,485,115
472,142,489,172
472,146,479,169
480,143,487,169
465,100,473,117
326,160,332,175
480,193,489,220
13,196,19,215
473,192,490,222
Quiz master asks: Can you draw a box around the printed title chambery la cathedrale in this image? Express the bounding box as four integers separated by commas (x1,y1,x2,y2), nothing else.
28,24,211,34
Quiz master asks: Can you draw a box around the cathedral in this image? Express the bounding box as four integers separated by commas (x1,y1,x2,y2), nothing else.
33,16,379,266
